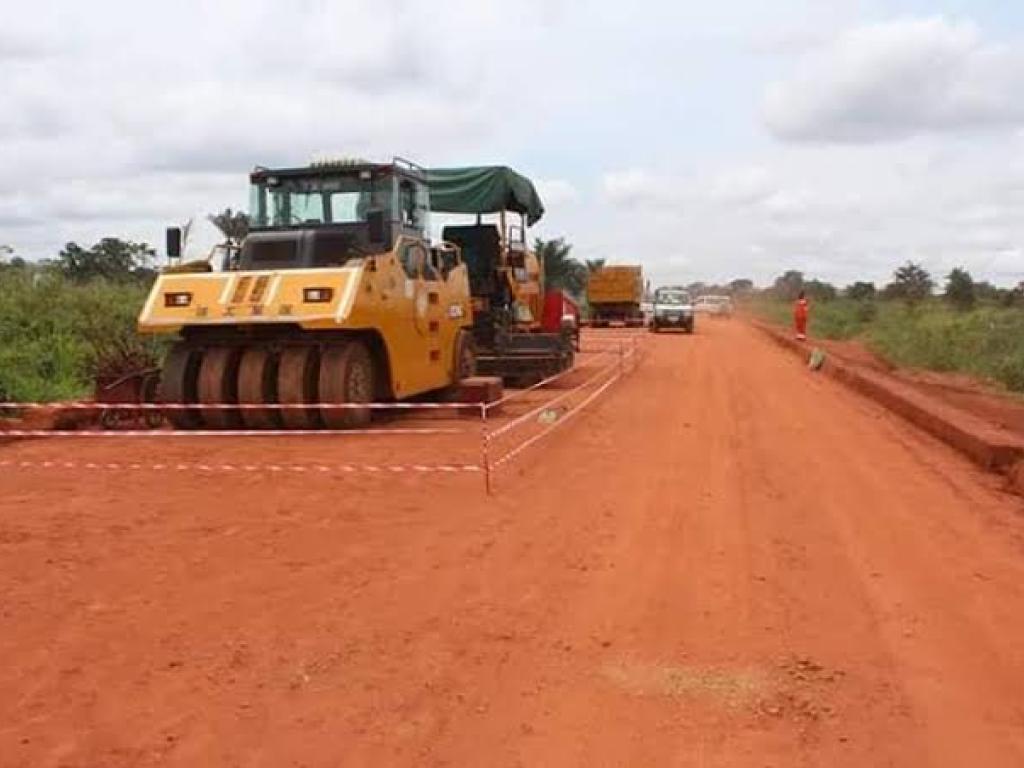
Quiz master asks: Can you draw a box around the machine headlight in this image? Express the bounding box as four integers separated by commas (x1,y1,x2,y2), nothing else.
163,292,192,307
303,287,334,303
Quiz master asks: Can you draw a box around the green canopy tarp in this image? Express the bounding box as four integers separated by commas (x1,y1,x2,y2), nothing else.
425,166,545,225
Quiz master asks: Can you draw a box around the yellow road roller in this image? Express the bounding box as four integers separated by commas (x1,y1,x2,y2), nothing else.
138,158,475,429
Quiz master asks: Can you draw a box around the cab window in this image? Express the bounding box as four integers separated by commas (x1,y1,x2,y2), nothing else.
399,242,428,279
432,246,459,279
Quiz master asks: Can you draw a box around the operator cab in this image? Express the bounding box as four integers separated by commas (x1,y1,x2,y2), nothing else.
442,213,533,301
442,213,538,338
239,158,430,270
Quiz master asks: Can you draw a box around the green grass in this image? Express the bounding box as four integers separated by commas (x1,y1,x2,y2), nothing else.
0,268,162,402
749,296,876,340
751,296,1024,392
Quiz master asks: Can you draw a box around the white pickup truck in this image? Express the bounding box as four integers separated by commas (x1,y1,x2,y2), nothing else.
650,287,695,333
694,294,733,317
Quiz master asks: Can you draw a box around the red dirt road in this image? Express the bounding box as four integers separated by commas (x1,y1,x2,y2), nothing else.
2,321,1024,767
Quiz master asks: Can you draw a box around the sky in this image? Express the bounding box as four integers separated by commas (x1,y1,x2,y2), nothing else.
3,0,1024,287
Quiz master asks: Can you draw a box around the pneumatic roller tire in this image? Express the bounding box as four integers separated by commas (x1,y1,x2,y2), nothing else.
197,346,243,429
159,343,202,429
237,348,280,429
319,341,374,429
277,346,321,430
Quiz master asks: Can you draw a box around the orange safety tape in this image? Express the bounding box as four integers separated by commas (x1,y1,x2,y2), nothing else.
0,458,481,474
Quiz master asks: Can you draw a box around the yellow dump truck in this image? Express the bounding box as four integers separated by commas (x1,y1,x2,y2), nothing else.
586,265,644,326
138,158,475,429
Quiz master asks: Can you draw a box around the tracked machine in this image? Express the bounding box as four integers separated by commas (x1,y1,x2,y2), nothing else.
426,166,576,383
138,159,476,429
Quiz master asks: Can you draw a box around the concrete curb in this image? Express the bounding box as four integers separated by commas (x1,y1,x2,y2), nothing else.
753,321,1024,490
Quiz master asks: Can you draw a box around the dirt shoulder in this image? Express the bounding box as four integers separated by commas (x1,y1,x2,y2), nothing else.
809,332,1024,438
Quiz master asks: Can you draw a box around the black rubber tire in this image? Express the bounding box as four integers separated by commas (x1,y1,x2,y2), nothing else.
562,347,575,372
277,346,321,429
319,341,374,429
197,346,243,429
454,330,477,382
159,343,202,429
237,348,280,429
141,374,164,428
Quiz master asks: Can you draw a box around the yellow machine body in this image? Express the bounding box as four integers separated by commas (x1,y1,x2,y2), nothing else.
504,248,544,329
138,237,472,399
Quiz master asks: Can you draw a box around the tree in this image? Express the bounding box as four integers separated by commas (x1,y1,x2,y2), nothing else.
804,279,838,301
57,238,156,283
208,208,250,246
584,258,606,273
944,267,975,311
0,245,20,271
845,281,876,301
729,278,754,295
535,237,587,297
1005,282,1024,308
885,261,933,304
772,270,804,300
973,281,1005,303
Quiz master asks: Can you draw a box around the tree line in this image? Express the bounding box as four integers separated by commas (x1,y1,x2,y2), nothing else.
4,223,1018,315
768,261,1024,310
0,208,249,284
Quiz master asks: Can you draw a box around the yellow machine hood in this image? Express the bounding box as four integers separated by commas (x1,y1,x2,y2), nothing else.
138,266,363,334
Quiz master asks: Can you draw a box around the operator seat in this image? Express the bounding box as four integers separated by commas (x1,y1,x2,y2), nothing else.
442,224,500,297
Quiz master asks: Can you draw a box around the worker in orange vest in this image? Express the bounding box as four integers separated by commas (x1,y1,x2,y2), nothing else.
794,290,809,340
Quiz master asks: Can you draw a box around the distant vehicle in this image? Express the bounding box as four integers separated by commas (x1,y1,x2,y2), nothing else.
586,265,644,326
650,287,694,333
639,300,654,326
694,295,733,317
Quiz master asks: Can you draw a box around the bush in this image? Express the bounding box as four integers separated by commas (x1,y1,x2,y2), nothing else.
994,353,1024,392
0,269,162,402
752,294,1024,392
867,304,1024,389
845,281,876,301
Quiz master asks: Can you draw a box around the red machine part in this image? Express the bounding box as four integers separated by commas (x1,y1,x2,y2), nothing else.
541,290,579,333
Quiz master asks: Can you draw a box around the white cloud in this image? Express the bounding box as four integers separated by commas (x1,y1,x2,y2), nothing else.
761,188,812,218
708,166,775,206
535,179,579,206
601,169,653,206
4,2,1024,290
600,169,682,211
764,17,1024,142
586,131,1024,287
